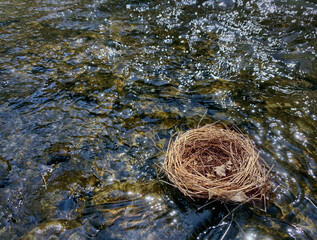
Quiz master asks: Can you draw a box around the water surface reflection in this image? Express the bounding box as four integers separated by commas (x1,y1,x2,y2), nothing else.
0,0,317,239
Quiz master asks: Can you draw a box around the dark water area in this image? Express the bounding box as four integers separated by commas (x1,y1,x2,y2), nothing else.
0,0,317,239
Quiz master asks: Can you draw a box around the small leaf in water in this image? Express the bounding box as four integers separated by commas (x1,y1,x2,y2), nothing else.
229,191,248,202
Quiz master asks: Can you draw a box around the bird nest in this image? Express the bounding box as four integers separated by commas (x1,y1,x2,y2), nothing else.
163,124,271,203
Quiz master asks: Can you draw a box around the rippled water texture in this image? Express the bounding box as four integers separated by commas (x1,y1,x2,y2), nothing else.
1,0,317,239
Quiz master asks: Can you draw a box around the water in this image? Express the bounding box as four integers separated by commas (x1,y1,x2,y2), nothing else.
0,0,317,239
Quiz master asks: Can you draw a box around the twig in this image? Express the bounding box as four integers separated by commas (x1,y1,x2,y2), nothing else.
222,203,246,238
197,199,217,210
154,162,163,171
234,218,245,237
198,109,208,128
220,212,234,240
159,179,177,188
41,173,47,190
305,197,317,210
220,203,243,223
149,134,164,153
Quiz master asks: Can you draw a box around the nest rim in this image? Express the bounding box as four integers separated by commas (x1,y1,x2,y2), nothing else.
163,124,271,204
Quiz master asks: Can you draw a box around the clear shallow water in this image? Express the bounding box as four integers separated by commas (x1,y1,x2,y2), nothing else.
0,0,317,239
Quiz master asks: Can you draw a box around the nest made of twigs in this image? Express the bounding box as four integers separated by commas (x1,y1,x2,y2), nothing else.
163,124,271,203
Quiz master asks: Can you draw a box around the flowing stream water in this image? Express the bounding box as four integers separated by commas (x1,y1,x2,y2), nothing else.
0,0,317,239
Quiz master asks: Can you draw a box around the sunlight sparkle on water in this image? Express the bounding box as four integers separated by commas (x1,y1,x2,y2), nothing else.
245,232,257,240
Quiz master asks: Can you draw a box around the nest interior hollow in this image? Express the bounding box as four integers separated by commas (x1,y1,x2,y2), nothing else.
163,124,270,203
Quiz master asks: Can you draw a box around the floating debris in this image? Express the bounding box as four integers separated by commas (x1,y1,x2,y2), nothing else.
163,124,271,203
